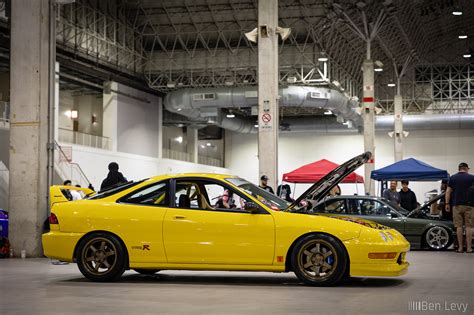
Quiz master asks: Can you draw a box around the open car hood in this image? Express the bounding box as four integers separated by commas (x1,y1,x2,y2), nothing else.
407,191,445,217
287,151,372,211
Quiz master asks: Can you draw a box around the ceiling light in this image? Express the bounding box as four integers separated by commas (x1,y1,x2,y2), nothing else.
387,82,396,87
175,136,183,144
324,110,333,115
287,76,297,83
177,108,182,112
374,67,383,72
463,52,472,58
206,142,212,147
71,110,78,119
318,51,328,62
167,81,176,88
225,81,234,86
458,34,468,40
254,124,259,128
452,8,462,15
226,114,235,118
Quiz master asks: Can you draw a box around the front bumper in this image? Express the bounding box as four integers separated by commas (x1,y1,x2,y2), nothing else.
42,231,85,262
344,228,410,277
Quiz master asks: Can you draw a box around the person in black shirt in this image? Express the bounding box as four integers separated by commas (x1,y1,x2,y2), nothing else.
100,162,127,192
399,180,418,211
277,184,294,202
259,175,274,194
215,189,236,209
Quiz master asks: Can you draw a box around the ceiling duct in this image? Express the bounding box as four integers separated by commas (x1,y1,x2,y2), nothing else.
164,85,362,132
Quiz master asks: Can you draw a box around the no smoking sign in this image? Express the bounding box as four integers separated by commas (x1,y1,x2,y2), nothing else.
262,113,272,123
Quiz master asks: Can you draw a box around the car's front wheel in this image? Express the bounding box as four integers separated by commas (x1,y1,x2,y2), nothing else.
291,234,348,286
424,226,452,250
76,233,127,282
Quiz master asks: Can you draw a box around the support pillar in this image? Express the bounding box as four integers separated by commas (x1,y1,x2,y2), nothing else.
393,94,403,162
187,128,198,163
102,81,118,151
257,0,279,192
362,59,375,195
9,0,52,257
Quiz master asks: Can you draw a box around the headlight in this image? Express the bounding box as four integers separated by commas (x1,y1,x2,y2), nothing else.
379,231,388,242
386,231,394,241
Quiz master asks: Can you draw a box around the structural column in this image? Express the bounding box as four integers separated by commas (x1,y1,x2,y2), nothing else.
102,81,118,151
393,94,403,162
362,59,375,195
187,128,198,163
9,0,52,257
257,0,279,191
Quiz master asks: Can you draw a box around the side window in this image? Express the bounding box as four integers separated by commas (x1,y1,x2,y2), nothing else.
359,200,391,216
359,199,376,215
121,181,169,206
175,182,201,209
324,199,347,214
203,183,250,211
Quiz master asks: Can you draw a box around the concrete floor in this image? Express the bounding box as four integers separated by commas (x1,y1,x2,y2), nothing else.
0,251,473,315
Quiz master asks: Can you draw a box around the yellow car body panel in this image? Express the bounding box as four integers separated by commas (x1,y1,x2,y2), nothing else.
43,173,409,277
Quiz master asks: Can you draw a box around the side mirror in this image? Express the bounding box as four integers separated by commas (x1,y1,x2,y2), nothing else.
244,202,260,214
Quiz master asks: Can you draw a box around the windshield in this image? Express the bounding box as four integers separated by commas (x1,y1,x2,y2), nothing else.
381,198,410,216
88,180,146,200
225,178,290,210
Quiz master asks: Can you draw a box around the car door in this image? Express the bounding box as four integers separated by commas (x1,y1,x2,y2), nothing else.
116,180,171,263
162,178,275,265
357,199,406,233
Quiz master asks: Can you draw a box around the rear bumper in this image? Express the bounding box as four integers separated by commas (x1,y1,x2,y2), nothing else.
42,231,85,262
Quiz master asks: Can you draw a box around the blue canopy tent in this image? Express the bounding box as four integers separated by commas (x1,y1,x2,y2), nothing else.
371,158,449,181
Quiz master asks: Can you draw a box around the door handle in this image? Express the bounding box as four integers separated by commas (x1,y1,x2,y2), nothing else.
174,215,186,219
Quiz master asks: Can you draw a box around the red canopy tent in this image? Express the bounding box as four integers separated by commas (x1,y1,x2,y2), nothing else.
282,159,364,183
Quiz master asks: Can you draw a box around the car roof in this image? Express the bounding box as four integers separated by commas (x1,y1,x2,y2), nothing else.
147,173,238,182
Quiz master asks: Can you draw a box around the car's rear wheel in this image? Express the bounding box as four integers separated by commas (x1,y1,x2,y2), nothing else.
134,269,160,275
291,234,347,286
76,233,127,282
424,226,452,250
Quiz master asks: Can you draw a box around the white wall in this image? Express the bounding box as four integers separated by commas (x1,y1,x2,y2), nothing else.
225,129,474,201
63,143,229,189
116,84,160,158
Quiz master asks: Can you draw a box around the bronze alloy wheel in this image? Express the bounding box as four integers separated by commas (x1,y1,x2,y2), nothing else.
82,237,118,275
77,233,127,282
297,239,338,281
425,226,452,250
291,234,347,286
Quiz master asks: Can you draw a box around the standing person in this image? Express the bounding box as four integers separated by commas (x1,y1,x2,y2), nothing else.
259,175,274,194
382,181,400,206
399,180,418,211
277,184,294,202
446,162,474,253
62,180,73,201
439,180,451,220
100,162,127,192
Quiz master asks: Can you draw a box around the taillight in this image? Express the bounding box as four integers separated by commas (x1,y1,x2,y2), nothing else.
49,213,59,224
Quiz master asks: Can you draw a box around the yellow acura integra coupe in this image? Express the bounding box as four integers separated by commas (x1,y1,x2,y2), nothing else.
43,152,409,286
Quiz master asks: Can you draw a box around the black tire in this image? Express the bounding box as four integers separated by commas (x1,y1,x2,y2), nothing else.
76,233,127,282
424,226,452,251
291,234,348,286
134,269,160,275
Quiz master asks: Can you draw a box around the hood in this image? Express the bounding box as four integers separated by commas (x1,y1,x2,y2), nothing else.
408,192,445,217
327,215,391,230
287,151,372,211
